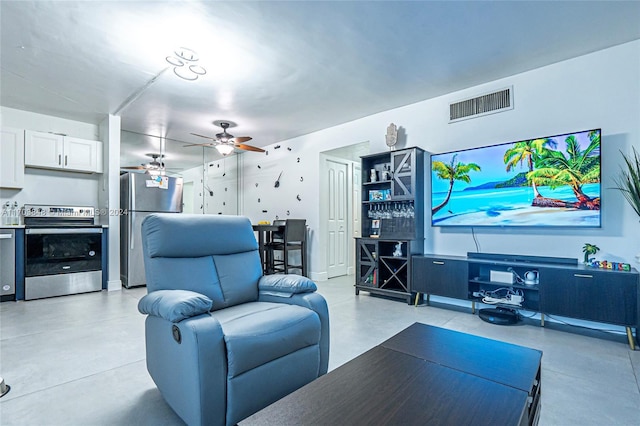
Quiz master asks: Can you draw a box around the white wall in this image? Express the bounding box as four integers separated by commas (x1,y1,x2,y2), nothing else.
241,40,640,277
0,106,102,209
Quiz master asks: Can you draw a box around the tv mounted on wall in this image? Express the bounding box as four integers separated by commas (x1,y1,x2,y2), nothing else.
431,128,601,227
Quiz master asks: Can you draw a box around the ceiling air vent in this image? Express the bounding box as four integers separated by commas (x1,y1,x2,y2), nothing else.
449,86,513,123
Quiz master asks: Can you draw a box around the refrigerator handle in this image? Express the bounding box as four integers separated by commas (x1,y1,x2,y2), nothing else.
130,175,136,251
130,211,135,251
131,177,136,212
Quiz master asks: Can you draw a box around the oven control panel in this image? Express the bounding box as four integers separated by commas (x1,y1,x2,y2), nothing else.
23,205,95,218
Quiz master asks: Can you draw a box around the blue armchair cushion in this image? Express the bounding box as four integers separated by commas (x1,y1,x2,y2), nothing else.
211,302,321,377
258,274,317,297
138,290,213,322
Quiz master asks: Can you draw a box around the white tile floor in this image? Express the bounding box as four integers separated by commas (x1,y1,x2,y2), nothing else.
1,275,639,425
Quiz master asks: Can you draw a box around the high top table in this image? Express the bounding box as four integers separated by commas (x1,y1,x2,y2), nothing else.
243,323,542,426
252,224,284,274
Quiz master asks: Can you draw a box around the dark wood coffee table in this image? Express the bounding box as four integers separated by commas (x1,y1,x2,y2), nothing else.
243,323,542,426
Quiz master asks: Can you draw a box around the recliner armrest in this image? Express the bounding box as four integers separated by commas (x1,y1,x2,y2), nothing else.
258,274,317,298
138,290,213,322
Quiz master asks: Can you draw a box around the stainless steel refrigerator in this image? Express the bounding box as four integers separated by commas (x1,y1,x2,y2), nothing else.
120,173,183,288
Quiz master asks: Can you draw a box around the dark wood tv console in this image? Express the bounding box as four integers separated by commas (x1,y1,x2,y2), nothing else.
412,252,640,350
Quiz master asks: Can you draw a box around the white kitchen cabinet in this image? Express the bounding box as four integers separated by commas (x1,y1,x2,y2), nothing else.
25,130,103,173
0,127,25,189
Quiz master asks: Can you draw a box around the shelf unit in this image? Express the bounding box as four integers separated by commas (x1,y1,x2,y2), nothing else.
355,147,425,303
411,252,640,349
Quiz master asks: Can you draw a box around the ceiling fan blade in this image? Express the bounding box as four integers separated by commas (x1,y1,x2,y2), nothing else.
183,142,216,148
231,136,253,143
234,143,265,153
191,132,218,141
120,165,148,170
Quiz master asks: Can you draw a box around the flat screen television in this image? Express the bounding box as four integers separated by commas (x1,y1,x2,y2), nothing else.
431,128,601,227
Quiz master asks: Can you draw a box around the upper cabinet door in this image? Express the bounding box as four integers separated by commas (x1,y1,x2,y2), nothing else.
25,130,64,169
24,130,103,173
0,127,25,189
391,149,416,200
64,137,103,173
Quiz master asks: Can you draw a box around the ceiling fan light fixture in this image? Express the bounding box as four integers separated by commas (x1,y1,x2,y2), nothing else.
215,144,235,156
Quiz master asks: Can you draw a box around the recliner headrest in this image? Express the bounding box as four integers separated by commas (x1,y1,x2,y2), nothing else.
142,214,258,258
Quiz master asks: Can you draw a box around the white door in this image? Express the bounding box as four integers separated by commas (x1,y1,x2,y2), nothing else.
0,127,25,189
327,158,348,278
183,181,194,213
64,137,103,173
353,164,361,238
25,130,64,169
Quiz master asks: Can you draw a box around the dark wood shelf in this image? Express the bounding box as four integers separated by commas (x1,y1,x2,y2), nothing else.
356,148,425,304
469,278,540,291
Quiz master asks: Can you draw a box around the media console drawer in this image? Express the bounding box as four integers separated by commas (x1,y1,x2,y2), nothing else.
539,267,637,326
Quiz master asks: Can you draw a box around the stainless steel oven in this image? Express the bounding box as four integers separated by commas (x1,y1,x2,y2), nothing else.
24,205,103,300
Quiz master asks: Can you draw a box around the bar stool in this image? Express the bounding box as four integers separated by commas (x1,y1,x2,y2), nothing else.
266,219,307,277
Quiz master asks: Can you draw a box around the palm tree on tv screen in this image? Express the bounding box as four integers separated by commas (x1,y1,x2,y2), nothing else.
527,132,600,210
432,154,481,214
503,138,557,197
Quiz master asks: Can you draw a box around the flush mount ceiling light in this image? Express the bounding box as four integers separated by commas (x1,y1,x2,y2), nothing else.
166,47,207,81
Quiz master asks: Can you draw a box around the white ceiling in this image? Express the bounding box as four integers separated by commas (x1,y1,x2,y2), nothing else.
2,1,639,171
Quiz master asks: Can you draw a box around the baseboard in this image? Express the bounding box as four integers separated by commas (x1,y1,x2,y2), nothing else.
107,279,122,291
311,271,329,282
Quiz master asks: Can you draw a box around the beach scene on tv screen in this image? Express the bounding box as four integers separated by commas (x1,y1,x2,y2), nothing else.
431,129,601,227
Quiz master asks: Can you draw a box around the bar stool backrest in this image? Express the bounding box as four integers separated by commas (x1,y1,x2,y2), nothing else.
284,219,306,244
272,219,286,242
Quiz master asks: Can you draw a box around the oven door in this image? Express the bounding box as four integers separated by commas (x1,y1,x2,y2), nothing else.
25,228,103,300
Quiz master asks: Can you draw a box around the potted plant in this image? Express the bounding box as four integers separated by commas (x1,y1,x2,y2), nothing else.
613,147,640,263
613,147,640,218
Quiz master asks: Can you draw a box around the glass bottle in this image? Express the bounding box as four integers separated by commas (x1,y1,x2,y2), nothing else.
12,202,19,225
1,202,9,226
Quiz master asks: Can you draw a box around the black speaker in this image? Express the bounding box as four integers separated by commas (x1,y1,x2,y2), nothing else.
478,307,519,325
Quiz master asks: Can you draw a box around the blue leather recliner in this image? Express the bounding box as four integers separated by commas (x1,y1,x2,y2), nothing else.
137,214,329,426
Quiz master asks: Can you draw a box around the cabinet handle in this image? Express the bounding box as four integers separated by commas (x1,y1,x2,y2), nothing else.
574,274,593,279
65,155,68,166
433,261,445,265
58,154,61,165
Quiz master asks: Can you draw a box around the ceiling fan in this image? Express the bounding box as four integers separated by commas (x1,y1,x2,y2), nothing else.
185,121,265,155
121,153,167,174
